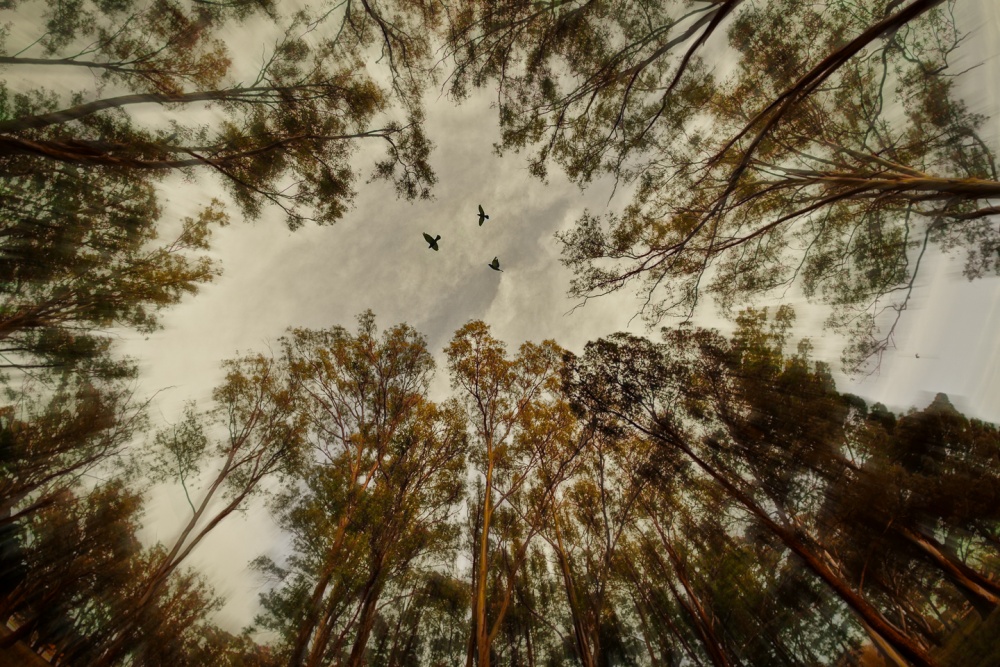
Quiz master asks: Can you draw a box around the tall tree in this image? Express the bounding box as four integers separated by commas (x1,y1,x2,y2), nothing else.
563,316,946,666
254,313,465,667
1,0,436,229
88,350,304,667
555,0,999,369
0,171,226,369
443,0,737,183
445,320,572,667
0,369,146,527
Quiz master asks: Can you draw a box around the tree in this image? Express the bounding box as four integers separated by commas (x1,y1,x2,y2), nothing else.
254,313,465,667
0,0,233,94
562,315,946,666
0,175,226,372
555,0,999,369
0,481,144,653
445,320,573,667
443,0,737,183
1,0,436,229
88,350,305,667
0,370,146,527
541,428,648,667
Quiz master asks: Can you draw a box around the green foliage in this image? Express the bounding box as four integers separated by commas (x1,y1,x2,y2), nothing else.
468,0,1000,370
0,0,437,229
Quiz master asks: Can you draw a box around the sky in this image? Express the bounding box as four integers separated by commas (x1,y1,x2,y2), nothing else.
4,0,1000,634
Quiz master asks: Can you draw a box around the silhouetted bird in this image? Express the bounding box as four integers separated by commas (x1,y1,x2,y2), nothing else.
915,353,920,358
423,233,441,251
488,256,503,272
478,205,489,226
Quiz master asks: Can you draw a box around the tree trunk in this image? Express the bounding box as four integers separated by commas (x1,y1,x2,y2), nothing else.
633,420,941,667
653,530,731,667
900,525,1000,616
287,513,353,667
475,456,496,667
552,514,596,667
344,561,387,667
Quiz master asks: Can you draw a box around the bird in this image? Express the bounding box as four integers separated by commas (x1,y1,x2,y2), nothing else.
915,353,920,359
478,205,489,226
423,233,441,251
488,256,503,272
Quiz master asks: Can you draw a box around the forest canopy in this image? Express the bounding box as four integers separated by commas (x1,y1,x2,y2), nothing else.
1,0,998,665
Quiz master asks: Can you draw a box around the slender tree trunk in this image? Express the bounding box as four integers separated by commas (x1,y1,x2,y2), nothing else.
385,589,416,667
633,421,941,667
900,525,1000,615
86,456,247,667
0,86,292,134
803,173,1000,201
287,514,352,667
628,587,662,666
860,618,910,667
345,561,387,667
304,579,352,667
627,562,703,667
552,513,596,667
475,456,496,667
652,527,731,667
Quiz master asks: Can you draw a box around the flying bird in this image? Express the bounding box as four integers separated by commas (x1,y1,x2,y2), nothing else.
488,256,503,272
423,233,441,251
478,205,490,226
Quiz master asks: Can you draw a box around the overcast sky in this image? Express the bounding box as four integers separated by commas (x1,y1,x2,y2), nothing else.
4,0,999,635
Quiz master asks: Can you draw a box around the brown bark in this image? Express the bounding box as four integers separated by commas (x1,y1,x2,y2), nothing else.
627,417,941,667
474,456,495,667
344,557,388,667
552,513,596,667
900,525,1000,613
287,512,353,667
0,86,326,134
649,519,731,667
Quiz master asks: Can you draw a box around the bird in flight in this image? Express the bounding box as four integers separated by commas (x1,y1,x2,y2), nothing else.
423,233,441,251
488,257,503,272
478,205,490,226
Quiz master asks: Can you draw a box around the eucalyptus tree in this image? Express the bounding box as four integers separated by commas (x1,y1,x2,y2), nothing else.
1,0,437,230
563,316,943,666
0,369,146,528
362,571,470,666
0,0,234,94
556,0,999,369
87,350,305,667
254,313,465,667
443,0,739,183
0,481,144,651
0,479,225,667
0,177,226,372
445,0,1000,371
445,320,572,667
542,428,651,666
819,394,1000,625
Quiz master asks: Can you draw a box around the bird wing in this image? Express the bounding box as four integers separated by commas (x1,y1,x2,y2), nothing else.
479,205,485,216
423,232,434,244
